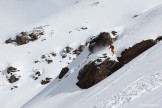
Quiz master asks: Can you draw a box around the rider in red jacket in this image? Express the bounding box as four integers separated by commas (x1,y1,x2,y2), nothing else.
109,44,115,54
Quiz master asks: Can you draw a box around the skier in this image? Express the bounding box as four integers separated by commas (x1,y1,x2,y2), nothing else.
109,44,115,54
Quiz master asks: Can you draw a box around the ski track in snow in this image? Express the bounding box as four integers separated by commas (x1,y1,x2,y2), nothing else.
93,71,162,108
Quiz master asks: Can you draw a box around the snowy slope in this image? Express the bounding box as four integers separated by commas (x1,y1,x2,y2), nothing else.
1,0,162,108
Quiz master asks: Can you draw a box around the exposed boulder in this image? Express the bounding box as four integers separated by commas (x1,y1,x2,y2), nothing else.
41,77,52,85
7,66,19,74
8,75,19,83
58,67,69,79
118,39,156,64
89,32,116,53
15,35,30,45
76,58,123,89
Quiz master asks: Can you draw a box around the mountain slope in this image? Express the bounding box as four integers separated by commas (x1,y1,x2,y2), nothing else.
0,0,162,108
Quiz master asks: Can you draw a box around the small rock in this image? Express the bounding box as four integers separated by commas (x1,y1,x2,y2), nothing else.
111,31,118,36
80,26,88,30
41,77,52,85
5,38,14,44
46,59,53,64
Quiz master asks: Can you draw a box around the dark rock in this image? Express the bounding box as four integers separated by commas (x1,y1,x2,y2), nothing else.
65,46,73,53
7,67,18,74
61,53,67,58
89,32,116,53
58,67,69,79
5,27,44,45
34,60,40,63
69,31,72,33
133,14,139,18
73,45,85,55
39,32,44,35
78,45,85,52
112,31,118,36
96,59,102,62
41,55,46,59
8,75,19,83
156,36,162,42
46,59,53,64
118,39,156,64
33,77,38,80
41,80,50,85
35,71,41,76
14,86,18,88
46,77,52,81
29,33,38,41
76,58,123,89
50,52,57,57
41,77,52,85
80,26,88,30
33,71,41,80
21,32,28,35
5,38,14,44
15,35,29,45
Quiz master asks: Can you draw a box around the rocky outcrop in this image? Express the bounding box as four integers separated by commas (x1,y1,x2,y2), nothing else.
15,33,30,45
118,39,156,64
89,32,117,53
58,67,69,79
77,36,162,89
5,26,45,45
76,58,123,89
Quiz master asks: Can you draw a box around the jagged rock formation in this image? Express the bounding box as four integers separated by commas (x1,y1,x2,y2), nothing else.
77,37,162,89
118,39,157,64
76,58,123,89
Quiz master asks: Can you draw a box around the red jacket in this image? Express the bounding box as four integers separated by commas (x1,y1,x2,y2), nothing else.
109,45,114,49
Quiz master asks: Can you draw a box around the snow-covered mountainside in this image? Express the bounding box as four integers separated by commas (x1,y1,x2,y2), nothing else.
1,0,162,108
